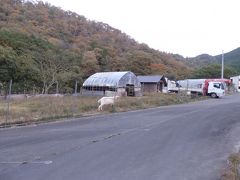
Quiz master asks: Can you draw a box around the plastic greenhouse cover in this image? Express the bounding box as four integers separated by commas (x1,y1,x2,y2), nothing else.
83,71,140,87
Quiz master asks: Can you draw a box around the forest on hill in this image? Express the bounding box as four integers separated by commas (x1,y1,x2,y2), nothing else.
0,0,192,94
183,48,240,70
181,48,240,79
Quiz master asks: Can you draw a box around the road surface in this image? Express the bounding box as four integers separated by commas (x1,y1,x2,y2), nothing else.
1,94,240,180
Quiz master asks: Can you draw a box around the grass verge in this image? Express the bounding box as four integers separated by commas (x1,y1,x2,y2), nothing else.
0,93,206,127
221,152,240,180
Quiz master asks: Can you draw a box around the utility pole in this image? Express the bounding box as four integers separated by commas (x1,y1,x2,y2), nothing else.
221,50,224,79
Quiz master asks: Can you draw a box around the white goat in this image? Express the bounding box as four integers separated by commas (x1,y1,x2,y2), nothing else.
97,96,119,111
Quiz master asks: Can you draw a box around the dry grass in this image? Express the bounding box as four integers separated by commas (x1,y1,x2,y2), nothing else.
221,152,240,180
0,93,205,126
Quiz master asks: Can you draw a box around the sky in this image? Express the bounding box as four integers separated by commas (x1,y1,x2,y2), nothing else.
43,0,240,57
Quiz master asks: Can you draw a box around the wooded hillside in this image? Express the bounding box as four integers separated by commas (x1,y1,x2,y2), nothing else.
0,0,191,94
184,48,240,71
182,48,240,79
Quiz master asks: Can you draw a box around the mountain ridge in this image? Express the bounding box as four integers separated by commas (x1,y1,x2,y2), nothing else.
183,47,240,71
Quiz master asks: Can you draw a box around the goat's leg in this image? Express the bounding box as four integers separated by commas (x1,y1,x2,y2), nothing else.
99,104,103,111
98,105,101,111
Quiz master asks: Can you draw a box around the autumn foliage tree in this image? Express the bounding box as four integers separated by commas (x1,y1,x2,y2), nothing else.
0,0,193,94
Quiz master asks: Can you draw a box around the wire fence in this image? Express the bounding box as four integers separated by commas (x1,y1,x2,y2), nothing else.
1,80,236,127
0,80,82,127
0,80,136,127
0,80,164,127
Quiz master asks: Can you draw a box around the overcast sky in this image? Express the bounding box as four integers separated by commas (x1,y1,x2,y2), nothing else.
43,0,240,57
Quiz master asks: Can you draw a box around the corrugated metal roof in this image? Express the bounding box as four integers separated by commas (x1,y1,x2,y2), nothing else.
83,71,141,87
137,75,164,83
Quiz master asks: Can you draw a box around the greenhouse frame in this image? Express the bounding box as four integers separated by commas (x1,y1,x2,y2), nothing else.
81,71,141,96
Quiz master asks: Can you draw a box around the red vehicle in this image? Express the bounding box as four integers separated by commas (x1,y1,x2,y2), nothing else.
203,79,231,96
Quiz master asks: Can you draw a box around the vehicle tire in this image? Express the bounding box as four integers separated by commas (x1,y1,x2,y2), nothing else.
211,93,217,98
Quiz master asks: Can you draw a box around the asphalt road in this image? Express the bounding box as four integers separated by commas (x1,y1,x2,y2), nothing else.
1,94,240,180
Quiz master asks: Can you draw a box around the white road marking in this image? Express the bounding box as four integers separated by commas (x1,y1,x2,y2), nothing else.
0,160,53,165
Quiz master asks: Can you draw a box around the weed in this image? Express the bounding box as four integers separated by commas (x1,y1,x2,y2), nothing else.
221,152,240,180
0,94,204,126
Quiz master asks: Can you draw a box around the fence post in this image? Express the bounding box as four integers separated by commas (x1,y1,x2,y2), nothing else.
177,81,180,101
5,80,12,127
56,81,59,94
74,80,78,95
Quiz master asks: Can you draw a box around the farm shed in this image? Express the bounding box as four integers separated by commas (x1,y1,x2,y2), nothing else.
137,75,167,93
82,71,141,96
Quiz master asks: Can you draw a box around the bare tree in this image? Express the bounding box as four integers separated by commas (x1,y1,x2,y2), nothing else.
37,51,70,94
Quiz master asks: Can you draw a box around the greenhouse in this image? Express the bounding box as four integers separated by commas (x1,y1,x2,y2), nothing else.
81,71,141,96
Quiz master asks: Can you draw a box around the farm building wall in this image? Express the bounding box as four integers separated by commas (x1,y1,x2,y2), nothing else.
141,83,158,93
137,75,166,93
141,82,165,93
